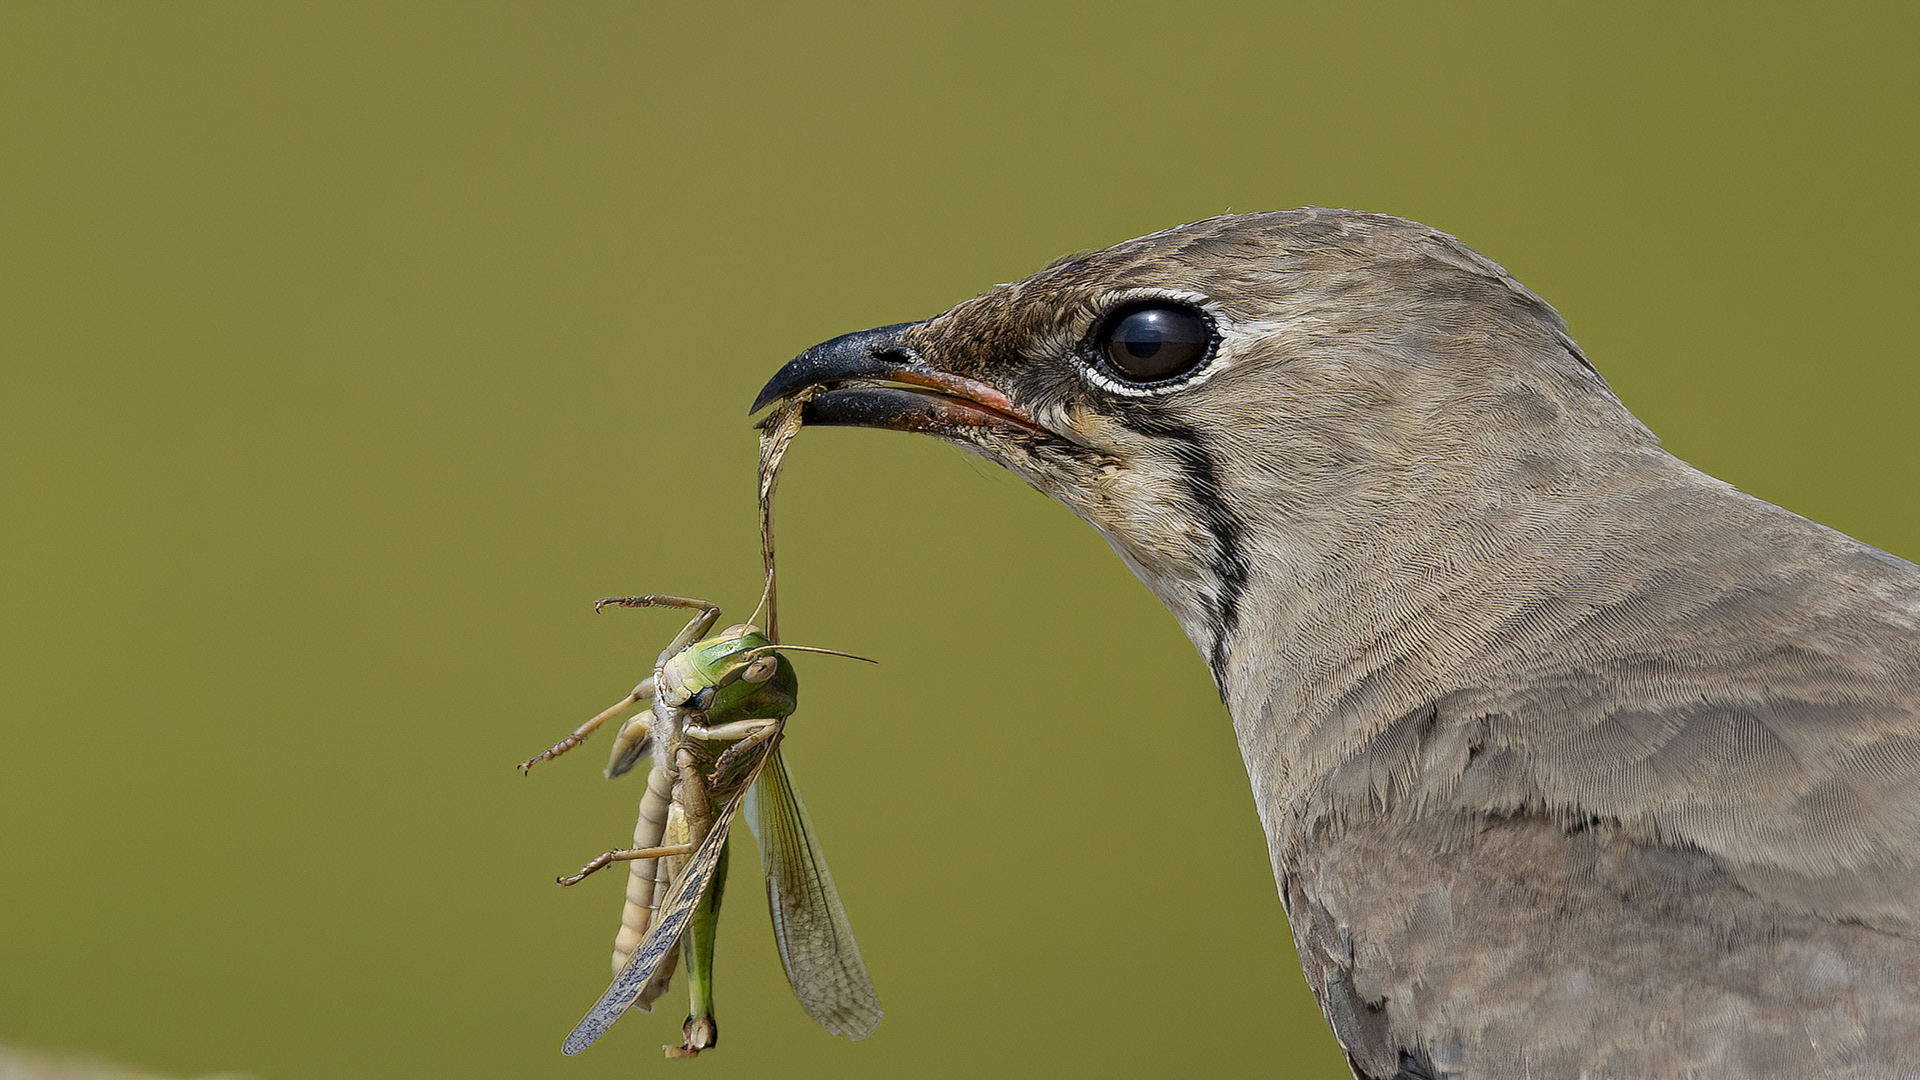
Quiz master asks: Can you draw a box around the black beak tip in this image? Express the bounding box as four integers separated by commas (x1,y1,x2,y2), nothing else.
749,321,925,416
748,380,787,416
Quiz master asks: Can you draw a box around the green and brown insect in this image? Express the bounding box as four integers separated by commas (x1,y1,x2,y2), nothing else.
520,591,881,1058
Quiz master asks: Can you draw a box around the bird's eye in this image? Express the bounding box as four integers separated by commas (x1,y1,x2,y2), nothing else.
1095,302,1214,385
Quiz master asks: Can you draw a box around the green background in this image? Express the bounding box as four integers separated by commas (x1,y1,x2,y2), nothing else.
3,3,1916,1078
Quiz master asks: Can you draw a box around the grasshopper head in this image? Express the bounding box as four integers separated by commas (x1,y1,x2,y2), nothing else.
682,627,797,720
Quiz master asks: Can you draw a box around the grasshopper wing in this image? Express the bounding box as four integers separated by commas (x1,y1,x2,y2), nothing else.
744,748,883,1039
562,749,773,1056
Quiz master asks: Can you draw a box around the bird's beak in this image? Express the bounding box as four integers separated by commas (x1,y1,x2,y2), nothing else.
751,321,1050,439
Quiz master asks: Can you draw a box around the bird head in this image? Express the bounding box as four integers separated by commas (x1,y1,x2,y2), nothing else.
753,209,1661,707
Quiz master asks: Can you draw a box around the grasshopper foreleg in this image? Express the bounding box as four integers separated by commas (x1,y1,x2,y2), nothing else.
682,717,779,742
519,678,655,774
593,595,724,664
559,842,697,887
707,721,784,784
604,711,657,779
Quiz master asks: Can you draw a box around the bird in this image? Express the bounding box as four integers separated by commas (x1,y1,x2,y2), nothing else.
750,209,1920,1079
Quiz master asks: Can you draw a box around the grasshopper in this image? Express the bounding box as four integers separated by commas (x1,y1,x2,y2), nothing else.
520,388,879,1058
522,386,875,1053
521,594,881,1057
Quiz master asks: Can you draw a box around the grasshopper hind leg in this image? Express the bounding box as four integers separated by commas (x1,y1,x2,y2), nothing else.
667,837,729,1057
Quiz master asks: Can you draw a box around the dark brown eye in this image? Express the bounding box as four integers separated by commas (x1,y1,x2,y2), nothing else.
1096,302,1214,384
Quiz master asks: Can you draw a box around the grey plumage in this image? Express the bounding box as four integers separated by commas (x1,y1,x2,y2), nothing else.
753,209,1920,1078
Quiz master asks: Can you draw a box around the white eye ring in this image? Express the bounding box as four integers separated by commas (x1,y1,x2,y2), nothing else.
1075,289,1231,397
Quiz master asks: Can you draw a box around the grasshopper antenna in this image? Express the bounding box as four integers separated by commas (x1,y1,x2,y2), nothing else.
742,643,877,664
715,642,877,688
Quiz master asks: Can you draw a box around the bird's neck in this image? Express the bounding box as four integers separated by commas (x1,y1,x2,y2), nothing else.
1142,441,1736,852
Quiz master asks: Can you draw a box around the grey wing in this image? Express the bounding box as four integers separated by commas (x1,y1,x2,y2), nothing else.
1323,667,1920,936
743,747,883,1039
1502,688,1920,936
562,762,765,1056
1305,511,1920,937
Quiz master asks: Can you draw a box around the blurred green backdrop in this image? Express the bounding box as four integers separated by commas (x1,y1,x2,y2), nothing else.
3,3,1916,1078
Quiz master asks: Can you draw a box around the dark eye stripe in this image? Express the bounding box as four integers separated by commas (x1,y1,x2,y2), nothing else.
1095,302,1215,385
